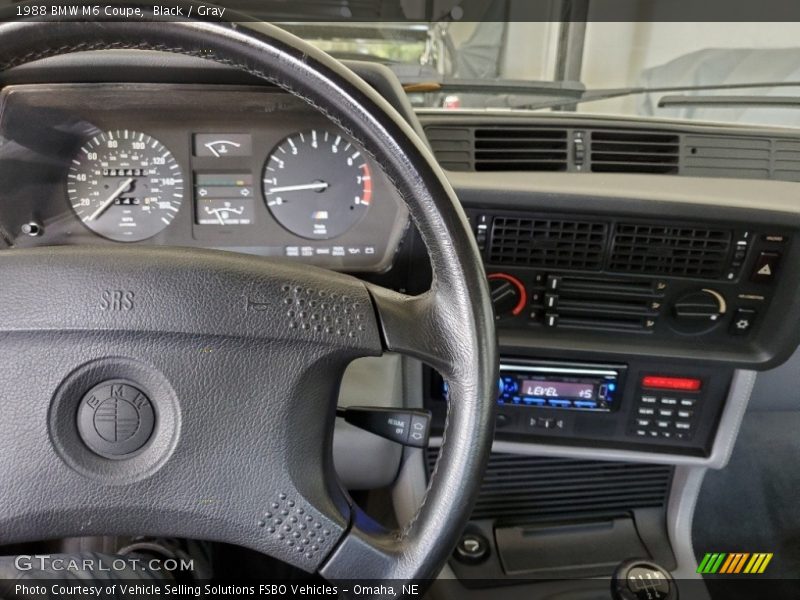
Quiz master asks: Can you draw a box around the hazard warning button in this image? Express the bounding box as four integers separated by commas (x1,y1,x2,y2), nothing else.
751,251,781,283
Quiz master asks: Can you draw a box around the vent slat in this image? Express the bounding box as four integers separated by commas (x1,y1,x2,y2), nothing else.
474,127,568,171
590,130,679,174
427,452,673,520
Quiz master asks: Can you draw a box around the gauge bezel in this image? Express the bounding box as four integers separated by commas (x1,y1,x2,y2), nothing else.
262,128,373,240
67,129,184,243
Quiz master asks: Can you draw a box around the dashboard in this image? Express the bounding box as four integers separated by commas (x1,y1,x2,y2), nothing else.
4,55,800,464
0,83,408,271
4,47,800,594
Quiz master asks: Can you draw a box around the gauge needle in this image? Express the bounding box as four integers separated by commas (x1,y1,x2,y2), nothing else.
87,177,135,221
266,182,329,194
203,206,228,226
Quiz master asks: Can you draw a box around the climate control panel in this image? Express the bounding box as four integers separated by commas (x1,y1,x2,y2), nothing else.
474,209,790,347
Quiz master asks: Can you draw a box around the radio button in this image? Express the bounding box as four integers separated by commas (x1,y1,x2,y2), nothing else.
548,399,571,408
574,401,598,409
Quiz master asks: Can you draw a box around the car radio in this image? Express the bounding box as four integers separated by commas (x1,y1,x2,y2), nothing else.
426,357,730,456
496,362,624,412
438,361,626,412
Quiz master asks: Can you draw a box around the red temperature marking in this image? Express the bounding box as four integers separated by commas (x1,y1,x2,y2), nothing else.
360,163,372,205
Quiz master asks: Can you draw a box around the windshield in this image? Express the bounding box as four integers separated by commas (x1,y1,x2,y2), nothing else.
296,21,800,128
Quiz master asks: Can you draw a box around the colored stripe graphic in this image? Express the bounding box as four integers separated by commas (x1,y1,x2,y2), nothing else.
744,553,774,574
719,553,750,574
699,552,773,574
698,553,727,574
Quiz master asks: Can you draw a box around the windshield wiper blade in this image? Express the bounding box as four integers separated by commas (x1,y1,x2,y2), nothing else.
524,80,800,111
658,95,800,109
402,78,585,98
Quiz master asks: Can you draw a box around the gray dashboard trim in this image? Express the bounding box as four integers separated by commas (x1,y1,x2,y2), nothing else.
449,171,800,222
668,466,709,588
429,370,757,469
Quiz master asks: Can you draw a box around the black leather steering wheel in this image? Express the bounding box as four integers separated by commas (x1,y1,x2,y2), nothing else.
0,17,497,585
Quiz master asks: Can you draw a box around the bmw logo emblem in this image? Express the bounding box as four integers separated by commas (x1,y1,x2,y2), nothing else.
77,380,155,458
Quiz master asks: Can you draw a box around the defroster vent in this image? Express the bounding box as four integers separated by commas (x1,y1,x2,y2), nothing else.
427,452,673,520
590,130,680,174
474,128,568,171
610,223,732,278
489,217,607,270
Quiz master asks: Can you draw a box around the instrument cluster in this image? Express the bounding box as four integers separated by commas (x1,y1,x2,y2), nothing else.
0,84,408,271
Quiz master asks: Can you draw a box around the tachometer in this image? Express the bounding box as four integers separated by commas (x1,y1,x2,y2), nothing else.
68,130,184,242
262,129,372,239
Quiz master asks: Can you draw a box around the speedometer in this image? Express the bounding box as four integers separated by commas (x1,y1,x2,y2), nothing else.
262,129,372,239
68,130,184,242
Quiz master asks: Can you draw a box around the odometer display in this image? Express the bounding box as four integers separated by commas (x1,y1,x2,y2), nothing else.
68,130,184,242
263,129,372,239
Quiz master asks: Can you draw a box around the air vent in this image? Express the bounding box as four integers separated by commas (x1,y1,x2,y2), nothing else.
426,452,673,520
474,128,568,171
548,275,664,332
682,135,770,179
773,140,800,182
422,117,800,181
488,217,607,270
610,223,732,278
425,126,472,171
590,130,680,174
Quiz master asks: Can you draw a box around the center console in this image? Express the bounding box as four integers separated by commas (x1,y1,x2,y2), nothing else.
423,205,799,458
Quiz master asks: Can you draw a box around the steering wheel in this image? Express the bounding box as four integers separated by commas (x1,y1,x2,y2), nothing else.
0,16,497,585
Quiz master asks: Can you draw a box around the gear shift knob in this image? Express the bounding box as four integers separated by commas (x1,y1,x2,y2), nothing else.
611,558,677,600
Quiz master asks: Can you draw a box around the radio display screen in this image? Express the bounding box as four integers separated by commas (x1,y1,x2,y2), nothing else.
434,362,624,413
521,379,596,401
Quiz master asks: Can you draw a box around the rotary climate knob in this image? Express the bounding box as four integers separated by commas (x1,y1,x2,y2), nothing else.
488,273,527,319
671,288,726,333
